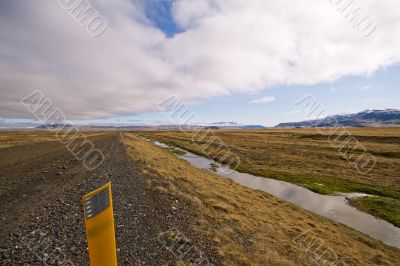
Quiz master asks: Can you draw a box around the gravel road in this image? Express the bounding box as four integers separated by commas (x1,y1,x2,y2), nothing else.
0,133,219,265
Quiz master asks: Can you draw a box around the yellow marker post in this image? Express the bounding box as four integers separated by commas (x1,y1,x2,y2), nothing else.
82,182,117,266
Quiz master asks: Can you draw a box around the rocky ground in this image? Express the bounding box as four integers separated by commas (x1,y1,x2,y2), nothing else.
0,133,220,265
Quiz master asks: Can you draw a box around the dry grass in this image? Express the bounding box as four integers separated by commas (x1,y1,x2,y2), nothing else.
139,128,400,227
122,133,400,266
0,130,107,148
139,128,400,195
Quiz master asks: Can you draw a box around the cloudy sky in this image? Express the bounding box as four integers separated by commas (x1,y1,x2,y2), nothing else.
0,0,399,127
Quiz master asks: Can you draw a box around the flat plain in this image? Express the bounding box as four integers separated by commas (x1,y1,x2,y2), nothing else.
1,130,400,265
140,128,400,227
123,132,400,265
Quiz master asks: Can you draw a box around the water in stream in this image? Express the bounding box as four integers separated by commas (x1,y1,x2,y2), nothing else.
152,140,400,248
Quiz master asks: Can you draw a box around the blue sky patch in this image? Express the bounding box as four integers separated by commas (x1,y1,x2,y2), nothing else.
141,0,181,37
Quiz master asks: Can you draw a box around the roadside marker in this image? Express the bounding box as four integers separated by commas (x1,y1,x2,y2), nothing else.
82,182,117,266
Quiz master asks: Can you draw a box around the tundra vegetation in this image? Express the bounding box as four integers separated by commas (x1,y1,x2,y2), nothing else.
140,128,400,227
122,132,400,265
0,131,105,148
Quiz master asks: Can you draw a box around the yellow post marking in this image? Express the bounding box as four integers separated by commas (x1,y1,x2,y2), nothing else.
82,182,117,266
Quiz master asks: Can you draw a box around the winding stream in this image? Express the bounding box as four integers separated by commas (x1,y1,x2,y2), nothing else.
152,140,400,249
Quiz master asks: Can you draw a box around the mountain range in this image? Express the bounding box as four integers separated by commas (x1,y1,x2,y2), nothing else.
276,109,400,128
34,122,266,130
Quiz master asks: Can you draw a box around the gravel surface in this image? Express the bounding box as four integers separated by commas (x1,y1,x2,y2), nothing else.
0,133,220,265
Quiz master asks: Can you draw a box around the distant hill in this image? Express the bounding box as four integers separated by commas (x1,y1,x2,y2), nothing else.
34,122,265,130
150,123,265,130
36,123,72,129
208,121,241,127
276,109,400,128
241,125,266,129
198,122,265,129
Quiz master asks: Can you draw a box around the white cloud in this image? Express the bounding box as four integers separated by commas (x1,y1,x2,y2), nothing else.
282,110,301,115
360,85,371,91
249,96,276,104
0,0,400,119
359,85,383,91
362,97,398,102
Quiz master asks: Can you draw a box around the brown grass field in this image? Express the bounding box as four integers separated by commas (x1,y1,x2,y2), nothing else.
122,132,400,265
1,130,400,264
139,128,400,227
0,130,107,148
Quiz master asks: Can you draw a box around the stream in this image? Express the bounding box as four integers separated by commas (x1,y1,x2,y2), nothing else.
152,140,400,249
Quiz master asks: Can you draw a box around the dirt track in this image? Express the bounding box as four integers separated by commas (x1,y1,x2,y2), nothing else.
0,133,219,265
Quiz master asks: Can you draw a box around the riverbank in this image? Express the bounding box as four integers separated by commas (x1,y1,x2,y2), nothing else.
140,128,400,228
349,196,400,227
122,133,400,265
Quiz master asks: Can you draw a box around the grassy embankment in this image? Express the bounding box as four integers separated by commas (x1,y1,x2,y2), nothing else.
122,133,400,265
140,128,400,227
349,197,400,228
